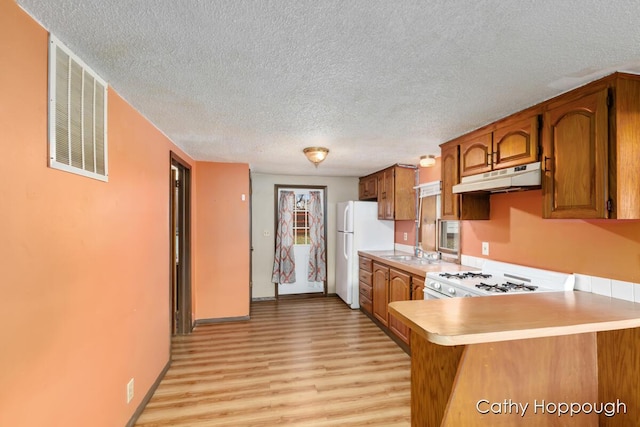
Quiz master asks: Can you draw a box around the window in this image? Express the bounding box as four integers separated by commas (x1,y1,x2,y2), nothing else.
293,193,310,245
48,34,108,181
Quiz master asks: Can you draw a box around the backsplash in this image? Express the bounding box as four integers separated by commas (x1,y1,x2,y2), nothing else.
574,274,639,303
395,243,415,253
461,255,640,303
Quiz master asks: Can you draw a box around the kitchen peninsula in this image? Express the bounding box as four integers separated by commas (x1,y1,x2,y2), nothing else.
389,291,640,426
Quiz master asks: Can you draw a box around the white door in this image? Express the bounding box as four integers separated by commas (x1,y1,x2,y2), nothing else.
277,188,325,295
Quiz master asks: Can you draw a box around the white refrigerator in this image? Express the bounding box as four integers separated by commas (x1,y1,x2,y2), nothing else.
336,201,395,309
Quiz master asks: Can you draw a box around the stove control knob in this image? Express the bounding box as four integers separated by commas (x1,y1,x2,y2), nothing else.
433,282,441,290
448,287,456,295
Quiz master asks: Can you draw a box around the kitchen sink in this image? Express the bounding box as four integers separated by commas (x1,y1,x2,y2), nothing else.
408,259,440,265
381,254,440,265
382,255,422,261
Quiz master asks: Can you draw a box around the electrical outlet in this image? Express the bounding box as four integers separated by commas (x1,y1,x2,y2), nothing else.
482,242,489,256
403,232,408,241
263,230,271,237
127,378,134,404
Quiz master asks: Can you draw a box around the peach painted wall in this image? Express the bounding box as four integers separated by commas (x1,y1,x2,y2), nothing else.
0,1,197,425
418,157,442,184
195,162,250,319
462,190,640,283
395,220,416,246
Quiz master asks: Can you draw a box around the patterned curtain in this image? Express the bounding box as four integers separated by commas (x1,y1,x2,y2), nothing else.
271,191,296,284
307,191,327,281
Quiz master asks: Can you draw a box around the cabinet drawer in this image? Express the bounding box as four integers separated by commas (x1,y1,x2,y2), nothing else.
359,269,372,286
359,257,372,272
359,292,372,314
359,281,373,300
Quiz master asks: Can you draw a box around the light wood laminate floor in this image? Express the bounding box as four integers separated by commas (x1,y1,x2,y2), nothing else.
135,297,410,426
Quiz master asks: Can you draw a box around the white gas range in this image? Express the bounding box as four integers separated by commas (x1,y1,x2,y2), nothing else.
424,260,575,300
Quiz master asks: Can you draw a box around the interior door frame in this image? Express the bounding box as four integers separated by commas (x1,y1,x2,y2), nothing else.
273,184,328,299
170,151,193,335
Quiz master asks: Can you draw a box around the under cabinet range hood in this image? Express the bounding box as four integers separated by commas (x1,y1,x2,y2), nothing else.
452,162,542,194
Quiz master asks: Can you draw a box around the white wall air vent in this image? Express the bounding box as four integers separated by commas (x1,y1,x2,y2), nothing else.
48,35,108,181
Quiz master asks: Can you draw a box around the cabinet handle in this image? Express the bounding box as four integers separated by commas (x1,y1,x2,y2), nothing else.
543,156,551,172
486,152,492,166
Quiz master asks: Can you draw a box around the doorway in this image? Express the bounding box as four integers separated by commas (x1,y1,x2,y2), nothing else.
170,152,192,335
273,185,328,299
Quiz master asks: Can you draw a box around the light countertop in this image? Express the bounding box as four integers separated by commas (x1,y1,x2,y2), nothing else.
358,250,478,277
388,291,640,346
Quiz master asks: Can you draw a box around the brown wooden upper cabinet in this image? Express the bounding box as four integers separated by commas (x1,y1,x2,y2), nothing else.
542,88,608,219
358,173,378,200
493,115,540,170
542,73,640,219
440,72,640,221
377,169,394,219
459,114,540,178
359,164,416,220
440,143,460,219
440,141,490,220
458,130,493,177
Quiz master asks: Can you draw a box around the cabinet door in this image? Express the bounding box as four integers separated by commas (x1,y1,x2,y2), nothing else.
412,276,425,301
368,175,378,198
377,168,394,220
493,115,540,170
377,173,386,219
388,269,411,344
383,168,394,219
359,285,373,314
393,166,417,220
543,89,608,219
372,263,389,326
459,131,493,177
358,174,378,200
440,143,460,219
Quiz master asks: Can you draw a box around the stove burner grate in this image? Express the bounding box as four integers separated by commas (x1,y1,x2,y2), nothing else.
476,282,509,293
440,272,492,280
475,281,538,293
504,281,538,292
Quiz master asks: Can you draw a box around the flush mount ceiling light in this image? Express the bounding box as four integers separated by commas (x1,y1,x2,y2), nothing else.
303,147,329,167
419,154,436,168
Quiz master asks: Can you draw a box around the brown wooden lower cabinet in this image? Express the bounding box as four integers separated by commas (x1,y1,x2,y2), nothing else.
389,268,411,345
372,262,389,326
358,257,373,314
359,293,372,314
364,258,425,348
412,276,425,301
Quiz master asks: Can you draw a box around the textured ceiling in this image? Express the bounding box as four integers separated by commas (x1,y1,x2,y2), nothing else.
17,0,640,176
